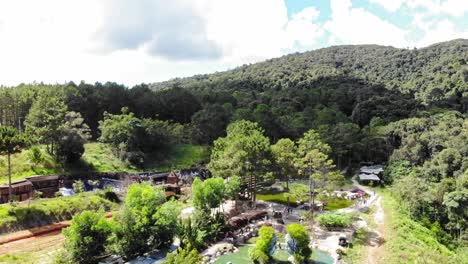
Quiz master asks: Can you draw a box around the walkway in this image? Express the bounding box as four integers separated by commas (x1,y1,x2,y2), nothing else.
310,176,384,264
351,176,385,264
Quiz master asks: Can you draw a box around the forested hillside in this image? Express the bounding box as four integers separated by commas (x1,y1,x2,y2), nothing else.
150,39,467,164
152,39,467,109
0,40,467,251
150,39,468,250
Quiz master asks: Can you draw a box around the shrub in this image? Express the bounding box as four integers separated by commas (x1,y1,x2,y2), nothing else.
249,225,276,263
62,210,112,264
27,146,43,169
57,131,85,163
353,227,370,245
316,213,352,228
110,183,181,259
249,248,269,264
177,216,207,250
178,210,228,251
100,186,121,203
164,246,202,264
286,223,311,264
73,180,85,193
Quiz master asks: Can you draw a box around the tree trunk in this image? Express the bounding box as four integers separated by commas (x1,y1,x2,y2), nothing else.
312,181,315,215
253,175,256,203
309,176,314,214
8,153,12,204
250,173,253,202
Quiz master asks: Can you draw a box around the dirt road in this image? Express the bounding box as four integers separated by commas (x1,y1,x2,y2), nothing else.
0,212,113,263
351,176,385,264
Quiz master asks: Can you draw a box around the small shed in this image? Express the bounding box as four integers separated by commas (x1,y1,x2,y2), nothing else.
149,172,171,183
0,180,33,203
166,172,179,185
360,165,384,176
26,175,60,198
162,183,181,195
358,173,381,185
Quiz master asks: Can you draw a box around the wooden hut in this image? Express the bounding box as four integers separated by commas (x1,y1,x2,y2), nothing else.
167,171,179,184
25,175,60,198
0,180,33,203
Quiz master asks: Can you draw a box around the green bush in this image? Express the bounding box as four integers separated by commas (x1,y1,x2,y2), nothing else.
323,197,355,210
249,248,269,264
100,186,121,203
316,213,352,228
164,246,202,264
110,183,181,259
63,210,112,264
286,224,311,264
249,225,275,263
353,227,371,245
72,180,85,193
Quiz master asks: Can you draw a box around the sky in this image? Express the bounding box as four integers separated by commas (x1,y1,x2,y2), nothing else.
0,0,467,87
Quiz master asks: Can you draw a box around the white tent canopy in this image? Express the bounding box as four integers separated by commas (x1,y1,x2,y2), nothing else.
358,173,380,181
360,165,384,175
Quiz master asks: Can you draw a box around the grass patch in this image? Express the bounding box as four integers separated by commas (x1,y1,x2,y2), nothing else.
0,253,34,264
0,146,59,184
316,213,353,228
256,193,298,206
0,191,119,232
342,227,373,264
1,143,210,184
82,143,135,172
143,144,211,171
323,197,355,210
379,190,468,264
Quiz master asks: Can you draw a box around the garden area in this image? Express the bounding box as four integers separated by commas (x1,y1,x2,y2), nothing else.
214,244,334,264
255,182,355,211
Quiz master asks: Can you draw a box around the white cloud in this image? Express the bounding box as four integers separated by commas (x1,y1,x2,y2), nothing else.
407,1,468,47
369,0,406,12
407,0,468,17
0,0,325,86
412,19,468,47
0,0,466,86
286,7,324,48
325,0,411,47
201,0,291,63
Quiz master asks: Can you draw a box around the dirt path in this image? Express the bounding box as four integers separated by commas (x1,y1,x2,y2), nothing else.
0,212,114,262
366,196,385,264
0,230,64,255
351,176,386,264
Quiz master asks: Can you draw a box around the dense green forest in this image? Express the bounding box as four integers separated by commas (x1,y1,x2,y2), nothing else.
0,39,467,249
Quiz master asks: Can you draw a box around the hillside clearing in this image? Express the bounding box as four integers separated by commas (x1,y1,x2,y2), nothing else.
0,143,210,184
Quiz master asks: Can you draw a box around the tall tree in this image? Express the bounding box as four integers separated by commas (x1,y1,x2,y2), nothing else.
192,177,225,212
98,107,142,158
0,126,27,203
24,95,67,156
271,138,298,191
208,120,271,203
286,223,311,264
295,130,343,213
111,183,181,259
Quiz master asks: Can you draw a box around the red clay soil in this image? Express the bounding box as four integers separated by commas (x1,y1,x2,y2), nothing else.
0,212,113,245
